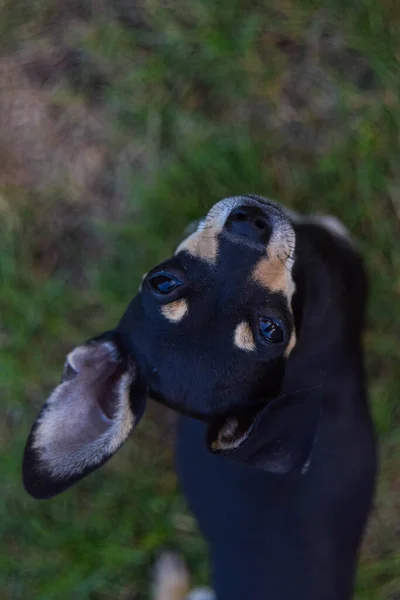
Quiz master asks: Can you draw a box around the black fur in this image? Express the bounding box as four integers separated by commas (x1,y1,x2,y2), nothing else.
177,220,377,600
118,203,295,421
22,197,376,600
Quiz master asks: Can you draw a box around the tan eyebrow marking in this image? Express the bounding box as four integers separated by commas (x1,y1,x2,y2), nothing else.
284,330,297,357
234,321,256,352
161,299,189,323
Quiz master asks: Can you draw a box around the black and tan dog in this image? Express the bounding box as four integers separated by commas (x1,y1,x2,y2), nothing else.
23,195,377,600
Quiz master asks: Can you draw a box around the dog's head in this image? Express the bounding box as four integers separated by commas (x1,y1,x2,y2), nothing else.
23,195,320,499
120,195,297,418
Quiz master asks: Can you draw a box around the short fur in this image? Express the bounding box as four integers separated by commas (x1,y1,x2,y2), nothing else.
177,214,376,600
22,195,376,600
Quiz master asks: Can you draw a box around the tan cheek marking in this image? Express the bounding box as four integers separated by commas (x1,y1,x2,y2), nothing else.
234,321,256,352
161,299,189,323
284,330,297,357
175,196,247,262
175,229,218,263
251,255,295,304
252,255,297,355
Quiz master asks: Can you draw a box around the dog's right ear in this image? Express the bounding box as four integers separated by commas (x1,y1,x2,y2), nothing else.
22,332,147,500
208,389,321,475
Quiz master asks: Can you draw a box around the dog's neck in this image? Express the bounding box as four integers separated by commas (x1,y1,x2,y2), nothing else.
289,222,367,377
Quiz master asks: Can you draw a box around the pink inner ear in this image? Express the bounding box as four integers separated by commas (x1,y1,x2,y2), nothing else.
65,342,131,421
67,341,120,374
23,337,145,498
30,340,137,479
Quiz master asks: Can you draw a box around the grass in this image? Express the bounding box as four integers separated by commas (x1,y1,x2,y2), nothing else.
0,0,399,598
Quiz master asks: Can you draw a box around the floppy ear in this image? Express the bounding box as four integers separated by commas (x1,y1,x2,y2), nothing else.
207,390,321,475
23,332,147,499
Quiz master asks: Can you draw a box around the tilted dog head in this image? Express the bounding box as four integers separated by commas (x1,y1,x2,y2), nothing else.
23,195,320,499
120,195,297,417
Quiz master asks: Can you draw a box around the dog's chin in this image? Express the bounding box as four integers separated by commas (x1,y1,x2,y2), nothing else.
206,403,265,454
149,385,270,453
148,382,266,421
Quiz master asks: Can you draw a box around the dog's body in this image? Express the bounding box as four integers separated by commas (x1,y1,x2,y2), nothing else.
22,197,377,600
177,218,376,600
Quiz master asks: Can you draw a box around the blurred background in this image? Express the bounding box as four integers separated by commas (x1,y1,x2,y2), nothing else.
1,1,399,598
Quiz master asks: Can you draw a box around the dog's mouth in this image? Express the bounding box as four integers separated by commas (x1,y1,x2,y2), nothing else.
206,403,265,454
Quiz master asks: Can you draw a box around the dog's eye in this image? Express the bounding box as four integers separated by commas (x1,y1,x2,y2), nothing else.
259,317,284,344
148,272,183,295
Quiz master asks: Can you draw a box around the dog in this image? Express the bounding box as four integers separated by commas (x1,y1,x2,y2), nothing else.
23,195,377,600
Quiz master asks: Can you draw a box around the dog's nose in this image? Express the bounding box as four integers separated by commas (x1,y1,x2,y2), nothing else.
225,205,272,244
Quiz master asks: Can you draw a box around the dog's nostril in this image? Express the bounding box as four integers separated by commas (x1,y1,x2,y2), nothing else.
231,209,247,222
225,205,272,244
255,218,267,230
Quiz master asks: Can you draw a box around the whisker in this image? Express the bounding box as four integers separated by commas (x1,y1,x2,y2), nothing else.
278,256,292,273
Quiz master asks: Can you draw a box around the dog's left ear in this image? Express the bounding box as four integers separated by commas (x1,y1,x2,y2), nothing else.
208,390,322,475
23,332,147,499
